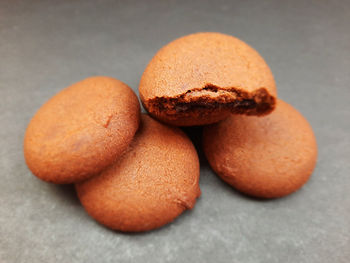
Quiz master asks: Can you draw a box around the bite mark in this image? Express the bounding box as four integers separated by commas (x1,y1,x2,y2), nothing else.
144,84,276,118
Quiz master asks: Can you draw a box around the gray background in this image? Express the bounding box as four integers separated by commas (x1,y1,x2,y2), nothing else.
1,0,349,262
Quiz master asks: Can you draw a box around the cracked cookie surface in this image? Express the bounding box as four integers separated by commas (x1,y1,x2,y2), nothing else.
24,76,140,184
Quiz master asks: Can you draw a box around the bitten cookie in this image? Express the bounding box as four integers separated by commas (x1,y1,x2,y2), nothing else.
75,114,201,232
203,99,317,198
24,76,140,184
139,32,277,126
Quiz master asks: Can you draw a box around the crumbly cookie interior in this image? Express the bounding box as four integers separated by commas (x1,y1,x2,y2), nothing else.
144,84,276,119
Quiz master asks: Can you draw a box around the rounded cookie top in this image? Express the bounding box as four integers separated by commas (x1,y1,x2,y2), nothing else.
203,99,317,198
24,76,140,184
139,32,277,126
75,114,201,232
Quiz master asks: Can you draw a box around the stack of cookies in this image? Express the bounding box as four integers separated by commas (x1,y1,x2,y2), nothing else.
24,32,317,232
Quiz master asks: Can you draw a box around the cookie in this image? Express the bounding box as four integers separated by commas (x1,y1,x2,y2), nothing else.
203,99,317,198
139,32,277,126
24,76,140,184
75,114,201,232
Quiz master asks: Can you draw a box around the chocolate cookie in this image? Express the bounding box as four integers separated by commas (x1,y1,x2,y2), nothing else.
203,99,317,198
139,32,277,126
76,114,201,232
24,76,140,184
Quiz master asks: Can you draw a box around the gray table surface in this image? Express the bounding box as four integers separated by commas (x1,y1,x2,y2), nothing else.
1,0,349,262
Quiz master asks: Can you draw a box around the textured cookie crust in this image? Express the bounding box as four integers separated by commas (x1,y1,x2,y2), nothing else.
203,99,317,198
24,76,140,184
76,115,201,232
139,32,277,126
